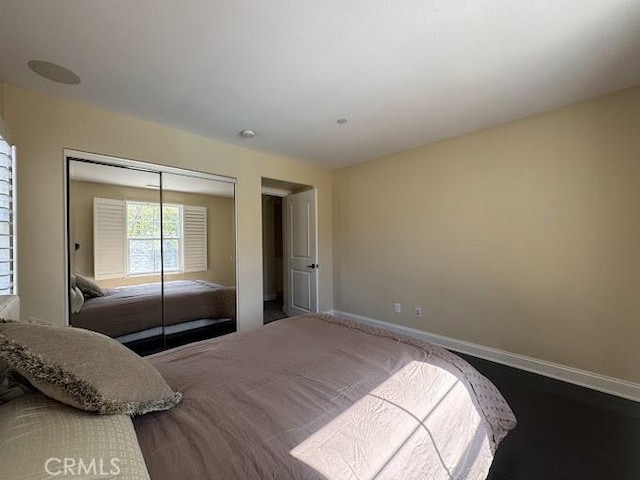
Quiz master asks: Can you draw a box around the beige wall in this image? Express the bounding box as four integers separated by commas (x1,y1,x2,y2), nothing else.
70,180,235,288
5,85,333,329
333,85,640,384
0,83,9,140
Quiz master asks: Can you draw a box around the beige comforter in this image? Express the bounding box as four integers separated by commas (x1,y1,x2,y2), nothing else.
134,314,516,479
71,280,236,338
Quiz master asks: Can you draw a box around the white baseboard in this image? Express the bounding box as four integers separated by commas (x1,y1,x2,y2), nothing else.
263,293,277,302
330,310,640,403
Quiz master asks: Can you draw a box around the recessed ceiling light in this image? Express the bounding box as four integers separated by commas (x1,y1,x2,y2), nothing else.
239,129,256,139
27,60,81,85
336,118,348,125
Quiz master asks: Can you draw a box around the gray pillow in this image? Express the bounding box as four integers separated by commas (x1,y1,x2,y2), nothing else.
75,273,104,298
0,320,182,415
0,393,151,480
0,317,56,405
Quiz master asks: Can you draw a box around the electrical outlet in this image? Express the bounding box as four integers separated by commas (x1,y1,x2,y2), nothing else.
414,307,422,318
393,302,402,314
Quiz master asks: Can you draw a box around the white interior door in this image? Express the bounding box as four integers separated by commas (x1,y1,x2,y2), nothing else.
284,189,318,316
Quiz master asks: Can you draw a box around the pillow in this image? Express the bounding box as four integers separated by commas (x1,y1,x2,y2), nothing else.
0,295,20,322
70,285,85,313
75,273,104,298
0,296,27,405
0,321,182,415
0,393,151,480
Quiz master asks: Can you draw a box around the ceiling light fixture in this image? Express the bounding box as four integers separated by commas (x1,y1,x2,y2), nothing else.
27,60,81,85
336,118,348,125
239,129,256,139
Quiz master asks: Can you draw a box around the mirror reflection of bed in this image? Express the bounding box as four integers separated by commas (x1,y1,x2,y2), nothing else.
67,157,237,355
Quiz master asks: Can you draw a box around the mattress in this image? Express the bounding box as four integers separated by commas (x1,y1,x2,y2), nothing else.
71,280,236,338
134,314,516,479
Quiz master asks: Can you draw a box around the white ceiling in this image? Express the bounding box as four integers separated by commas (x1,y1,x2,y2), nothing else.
69,161,235,197
1,1,640,169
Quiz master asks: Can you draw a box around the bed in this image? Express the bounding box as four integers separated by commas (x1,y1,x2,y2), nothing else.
134,313,516,479
70,280,236,340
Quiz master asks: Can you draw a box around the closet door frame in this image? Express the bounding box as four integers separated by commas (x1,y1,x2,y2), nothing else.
63,149,237,330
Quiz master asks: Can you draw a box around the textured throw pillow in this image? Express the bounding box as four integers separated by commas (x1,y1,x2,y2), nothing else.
0,393,151,480
75,273,104,298
0,321,182,415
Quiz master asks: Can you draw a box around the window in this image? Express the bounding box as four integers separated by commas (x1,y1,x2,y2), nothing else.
126,202,182,275
94,198,207,280
0,135,16,295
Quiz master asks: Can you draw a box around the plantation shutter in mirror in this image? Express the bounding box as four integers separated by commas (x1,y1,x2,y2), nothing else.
183,205,207,273
93,198,125,280
0,136,16,294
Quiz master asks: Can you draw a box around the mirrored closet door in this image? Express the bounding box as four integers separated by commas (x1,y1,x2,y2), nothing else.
67,155,237,355
158,172,236,351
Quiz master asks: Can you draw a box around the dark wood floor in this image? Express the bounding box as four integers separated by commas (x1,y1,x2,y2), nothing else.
458,353,640,480
264,294,287,324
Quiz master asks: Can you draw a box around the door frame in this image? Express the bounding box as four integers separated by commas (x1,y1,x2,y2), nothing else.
260,182,319,319
63,148,238,327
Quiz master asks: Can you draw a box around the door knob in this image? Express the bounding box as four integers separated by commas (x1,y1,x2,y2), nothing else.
307,263,319,269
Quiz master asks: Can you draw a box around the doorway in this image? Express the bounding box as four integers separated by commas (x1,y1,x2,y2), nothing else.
262,194,285,324
261,178,318,324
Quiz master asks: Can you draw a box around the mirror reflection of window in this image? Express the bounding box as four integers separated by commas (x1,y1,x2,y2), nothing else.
125,202,182,275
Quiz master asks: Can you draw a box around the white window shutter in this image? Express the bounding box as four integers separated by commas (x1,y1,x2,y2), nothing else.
93,198,125,280
0,137,16,295
183,205,207,273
